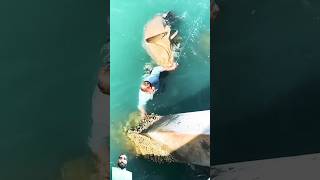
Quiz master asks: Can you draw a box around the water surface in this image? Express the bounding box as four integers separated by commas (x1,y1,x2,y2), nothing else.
213,0,320,164
0,0,106,179
111,0,210,179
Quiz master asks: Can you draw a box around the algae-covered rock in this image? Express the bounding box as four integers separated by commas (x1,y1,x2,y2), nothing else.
123,112,177,163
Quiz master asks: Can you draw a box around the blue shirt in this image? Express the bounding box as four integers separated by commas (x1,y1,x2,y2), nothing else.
138,66,164,109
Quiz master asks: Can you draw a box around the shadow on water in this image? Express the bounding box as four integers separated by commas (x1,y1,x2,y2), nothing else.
0,0,107,178
149,84,210,116
128,159,209,180
213,75,320,164
212,0,320,164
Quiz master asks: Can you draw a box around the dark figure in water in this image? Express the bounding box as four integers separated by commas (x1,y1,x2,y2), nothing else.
97,42,110,95
211,0,220,22
163,11,179,35
162,11,176,24
162,11,182,48
138,63,178,118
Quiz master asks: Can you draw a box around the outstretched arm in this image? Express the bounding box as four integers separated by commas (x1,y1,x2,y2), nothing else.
138,91,153,119
163,62,179,71
151,63,178,75
138,106,147,119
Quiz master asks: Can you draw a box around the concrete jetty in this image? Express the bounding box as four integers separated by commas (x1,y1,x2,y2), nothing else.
141,110,210,167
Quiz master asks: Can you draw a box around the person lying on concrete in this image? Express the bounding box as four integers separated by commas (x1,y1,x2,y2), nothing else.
138,62,178,119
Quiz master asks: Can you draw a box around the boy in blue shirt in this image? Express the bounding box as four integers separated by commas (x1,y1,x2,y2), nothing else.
138,62,178,118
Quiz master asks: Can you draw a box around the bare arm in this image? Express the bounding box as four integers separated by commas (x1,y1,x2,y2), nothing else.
138,106,146,119
138,90,152,119
163,62,178,71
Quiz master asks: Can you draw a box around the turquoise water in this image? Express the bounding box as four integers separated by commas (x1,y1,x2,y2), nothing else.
110,0,210,179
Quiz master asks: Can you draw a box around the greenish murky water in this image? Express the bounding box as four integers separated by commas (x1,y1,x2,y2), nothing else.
110,0,210,179
213,0,320,164
0,0,106,179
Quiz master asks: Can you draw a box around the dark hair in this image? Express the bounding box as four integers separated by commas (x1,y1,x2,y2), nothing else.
118,153,126,158
140,81,152,92
143,81,151,86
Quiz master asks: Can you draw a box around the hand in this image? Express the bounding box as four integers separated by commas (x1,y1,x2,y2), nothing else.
168,62,178,71
173,62,179,69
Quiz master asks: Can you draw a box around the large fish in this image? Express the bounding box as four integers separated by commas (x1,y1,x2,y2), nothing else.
143,15,176,68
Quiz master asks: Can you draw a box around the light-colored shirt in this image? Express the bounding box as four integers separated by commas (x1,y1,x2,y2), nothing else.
111,167,132,180
138,66,165,109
